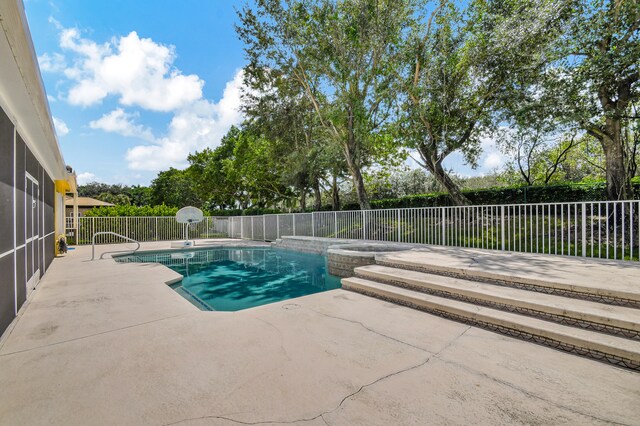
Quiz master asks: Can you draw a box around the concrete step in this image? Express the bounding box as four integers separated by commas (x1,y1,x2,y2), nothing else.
342,277,640,370
375,248,640,307
355,265,640,340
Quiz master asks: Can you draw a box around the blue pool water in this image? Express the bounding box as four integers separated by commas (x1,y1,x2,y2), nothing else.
115,248,341,311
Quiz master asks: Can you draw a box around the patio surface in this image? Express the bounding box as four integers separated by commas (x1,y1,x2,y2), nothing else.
0,240,638,425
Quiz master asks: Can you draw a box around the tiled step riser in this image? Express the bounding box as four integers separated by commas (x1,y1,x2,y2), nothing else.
344,283,640,371
272,241,326,254
355,271,640,341
376,260,640,309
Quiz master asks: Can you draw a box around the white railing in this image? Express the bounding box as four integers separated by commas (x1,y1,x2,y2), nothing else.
75,200,640,261
74,216,230,245
91,231,141,260
65,216,75,229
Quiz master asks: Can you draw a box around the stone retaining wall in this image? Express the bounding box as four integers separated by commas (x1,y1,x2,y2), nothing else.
327,252,376,278
272,237,414,278
271,236,362,254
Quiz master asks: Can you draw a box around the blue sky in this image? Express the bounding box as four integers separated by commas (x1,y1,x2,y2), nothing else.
24,0,504,186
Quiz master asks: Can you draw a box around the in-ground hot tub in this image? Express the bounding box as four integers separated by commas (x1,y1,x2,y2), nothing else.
327,243,413,278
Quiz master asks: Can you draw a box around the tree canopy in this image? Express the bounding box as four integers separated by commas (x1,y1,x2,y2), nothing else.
80,0,639,212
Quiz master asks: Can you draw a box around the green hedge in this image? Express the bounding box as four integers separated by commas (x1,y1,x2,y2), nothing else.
83,204,186,217
366,180,640,210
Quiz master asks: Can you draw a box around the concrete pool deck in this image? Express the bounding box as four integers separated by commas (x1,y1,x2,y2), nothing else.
0,240,638,425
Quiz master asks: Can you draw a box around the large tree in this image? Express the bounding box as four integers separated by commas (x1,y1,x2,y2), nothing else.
499,126,582,185
242,69,334,210
227,127,293,208
149,168,200,208
524,0,639,199
237,0,414,209
187,127,247,209
78,182,151,206
187,126,292,210
399,0,569,205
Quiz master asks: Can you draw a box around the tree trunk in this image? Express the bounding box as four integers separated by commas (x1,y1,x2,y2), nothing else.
332,174,341,211
350,165,370,210
344,105,371,210
601,118,631,200
313,179,322,211
430,161,471,206
343,143,371,210
299,188,307,211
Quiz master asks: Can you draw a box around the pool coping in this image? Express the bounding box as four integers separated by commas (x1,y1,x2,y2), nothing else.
110,240,272,259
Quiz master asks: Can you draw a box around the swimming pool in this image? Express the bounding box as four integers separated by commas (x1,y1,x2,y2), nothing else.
115,248,341,311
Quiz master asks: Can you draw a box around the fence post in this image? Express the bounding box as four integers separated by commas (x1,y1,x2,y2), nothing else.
292,214,296,236
501,205,505,251
397,210,401,242
125,217,129,238
581,203,587,257
251,217,255,240
263,215,266,241
277,215,280,239
334,211,338,237
155,217,158,241
441,207,446,246
241,217,244,240
311,212,315,237
92,216,95,243
361,210,366,240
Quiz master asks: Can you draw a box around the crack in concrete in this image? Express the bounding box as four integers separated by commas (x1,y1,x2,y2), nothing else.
305,307,436,355
322,356,434,417
163,357,435,426
165,414,318,425
249,316,293,362
0,314,188,357
434,356,634,426
164,326,473,426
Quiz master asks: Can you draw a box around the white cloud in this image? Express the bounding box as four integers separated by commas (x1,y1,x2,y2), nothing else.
43,23,245,172
60,28,203,111
38,52,66,73
76,172,98,185
89,108,154,141
52,116,69,137
483,152,504,169
125,70,244,171
480,137,506,171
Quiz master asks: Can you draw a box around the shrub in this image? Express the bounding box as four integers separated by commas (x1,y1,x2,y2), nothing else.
84,204,198,217
369,181,639,210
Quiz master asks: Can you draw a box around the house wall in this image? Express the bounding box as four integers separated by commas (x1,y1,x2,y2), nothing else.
0,104,56,334
0,0,73,337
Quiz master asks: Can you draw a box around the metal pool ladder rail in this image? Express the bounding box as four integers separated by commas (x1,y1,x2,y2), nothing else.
91,232,141,260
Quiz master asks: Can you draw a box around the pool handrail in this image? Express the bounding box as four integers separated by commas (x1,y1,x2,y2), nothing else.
91,232,141,260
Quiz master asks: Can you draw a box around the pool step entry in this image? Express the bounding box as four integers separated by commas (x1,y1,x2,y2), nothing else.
343,265,640,371
374,250,640,307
